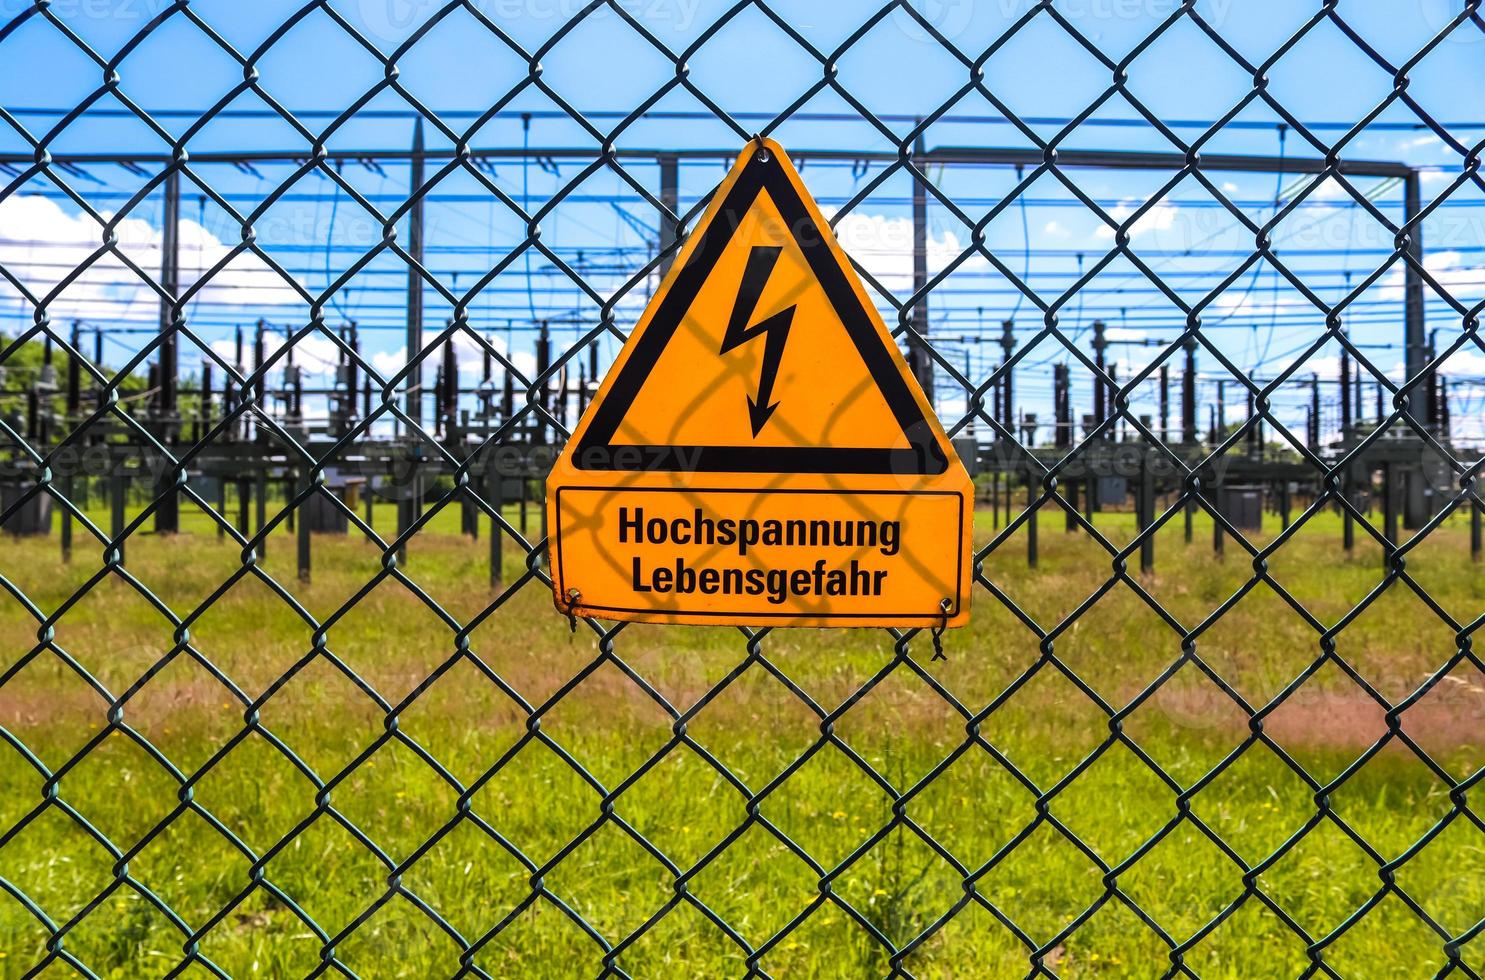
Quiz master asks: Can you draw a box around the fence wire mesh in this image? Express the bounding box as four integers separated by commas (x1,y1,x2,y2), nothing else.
2,0,1485,976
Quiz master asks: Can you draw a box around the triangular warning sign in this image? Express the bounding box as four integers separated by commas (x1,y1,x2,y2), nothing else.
548,139,972,630
575,141,947,475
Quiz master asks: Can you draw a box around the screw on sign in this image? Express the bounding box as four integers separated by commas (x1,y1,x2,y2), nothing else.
547,139,973,631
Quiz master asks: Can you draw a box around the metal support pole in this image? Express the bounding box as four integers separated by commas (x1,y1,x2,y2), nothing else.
464,477,478,540
405,117,426,432
535,321,551,444
158,169,180,426
1472,489,1482,562
65,321,81,426
1054,364,1072,450
93,326,106,414
1216,380,1226,444
1000,320,1015,432
440,332,458,442
198,336,215,427
110,474,126,564
255,468,268,560
501,364,515,424
346,322,361,435
60,475,72,563
480,334,494,421
1342,464,1355,553
1139,455,1154,574
1309,375,1321,450
909,127,934,406
1182,337,1197,445
658,154,679,276
1383,462,1399,552
490,475,504,590
25,386,39,444
1245,387,1258,458
237,478,250,537
1213,491,1225,557
1092,320,1108,436
1158,363,1169,444
1025,474,1038,569
1404,171,1428,429
1339,339,1352,440
297,479,311,584
1439,378,1451,443
155,169,181,534
253,320,266,442
397,474,414,566
224,326,240,442
1384,469,1400,563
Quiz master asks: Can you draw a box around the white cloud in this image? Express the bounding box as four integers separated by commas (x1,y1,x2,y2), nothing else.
1094,201,1179,241
1365,251,1485,306
1304,355,1343,381
1208,288,1315,320
824,208,987,289
0,194,304,323
207,327,343,379
372,347,408,377
1440,348,1485,375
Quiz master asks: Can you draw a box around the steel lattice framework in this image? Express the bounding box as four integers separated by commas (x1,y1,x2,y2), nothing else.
2,0,1485,977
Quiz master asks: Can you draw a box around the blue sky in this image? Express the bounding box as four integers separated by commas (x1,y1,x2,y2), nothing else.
1,0,1483,442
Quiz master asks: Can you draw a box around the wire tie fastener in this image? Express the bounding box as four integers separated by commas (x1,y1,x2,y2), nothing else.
931,598,952,662
564,589,580,634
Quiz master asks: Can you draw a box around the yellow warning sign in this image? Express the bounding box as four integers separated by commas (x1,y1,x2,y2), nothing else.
547,139,972,628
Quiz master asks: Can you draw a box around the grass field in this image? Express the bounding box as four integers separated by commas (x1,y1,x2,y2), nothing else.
0,493,1482,977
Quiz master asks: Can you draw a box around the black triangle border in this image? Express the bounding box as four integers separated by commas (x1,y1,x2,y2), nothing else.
574,150,948,475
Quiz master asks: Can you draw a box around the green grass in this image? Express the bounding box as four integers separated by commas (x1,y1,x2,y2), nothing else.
0,493,1482,977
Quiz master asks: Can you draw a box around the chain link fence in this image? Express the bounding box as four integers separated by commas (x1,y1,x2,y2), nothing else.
2,0,1485,976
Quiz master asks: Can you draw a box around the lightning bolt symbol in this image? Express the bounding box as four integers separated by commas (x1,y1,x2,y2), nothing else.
719,245,797,437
